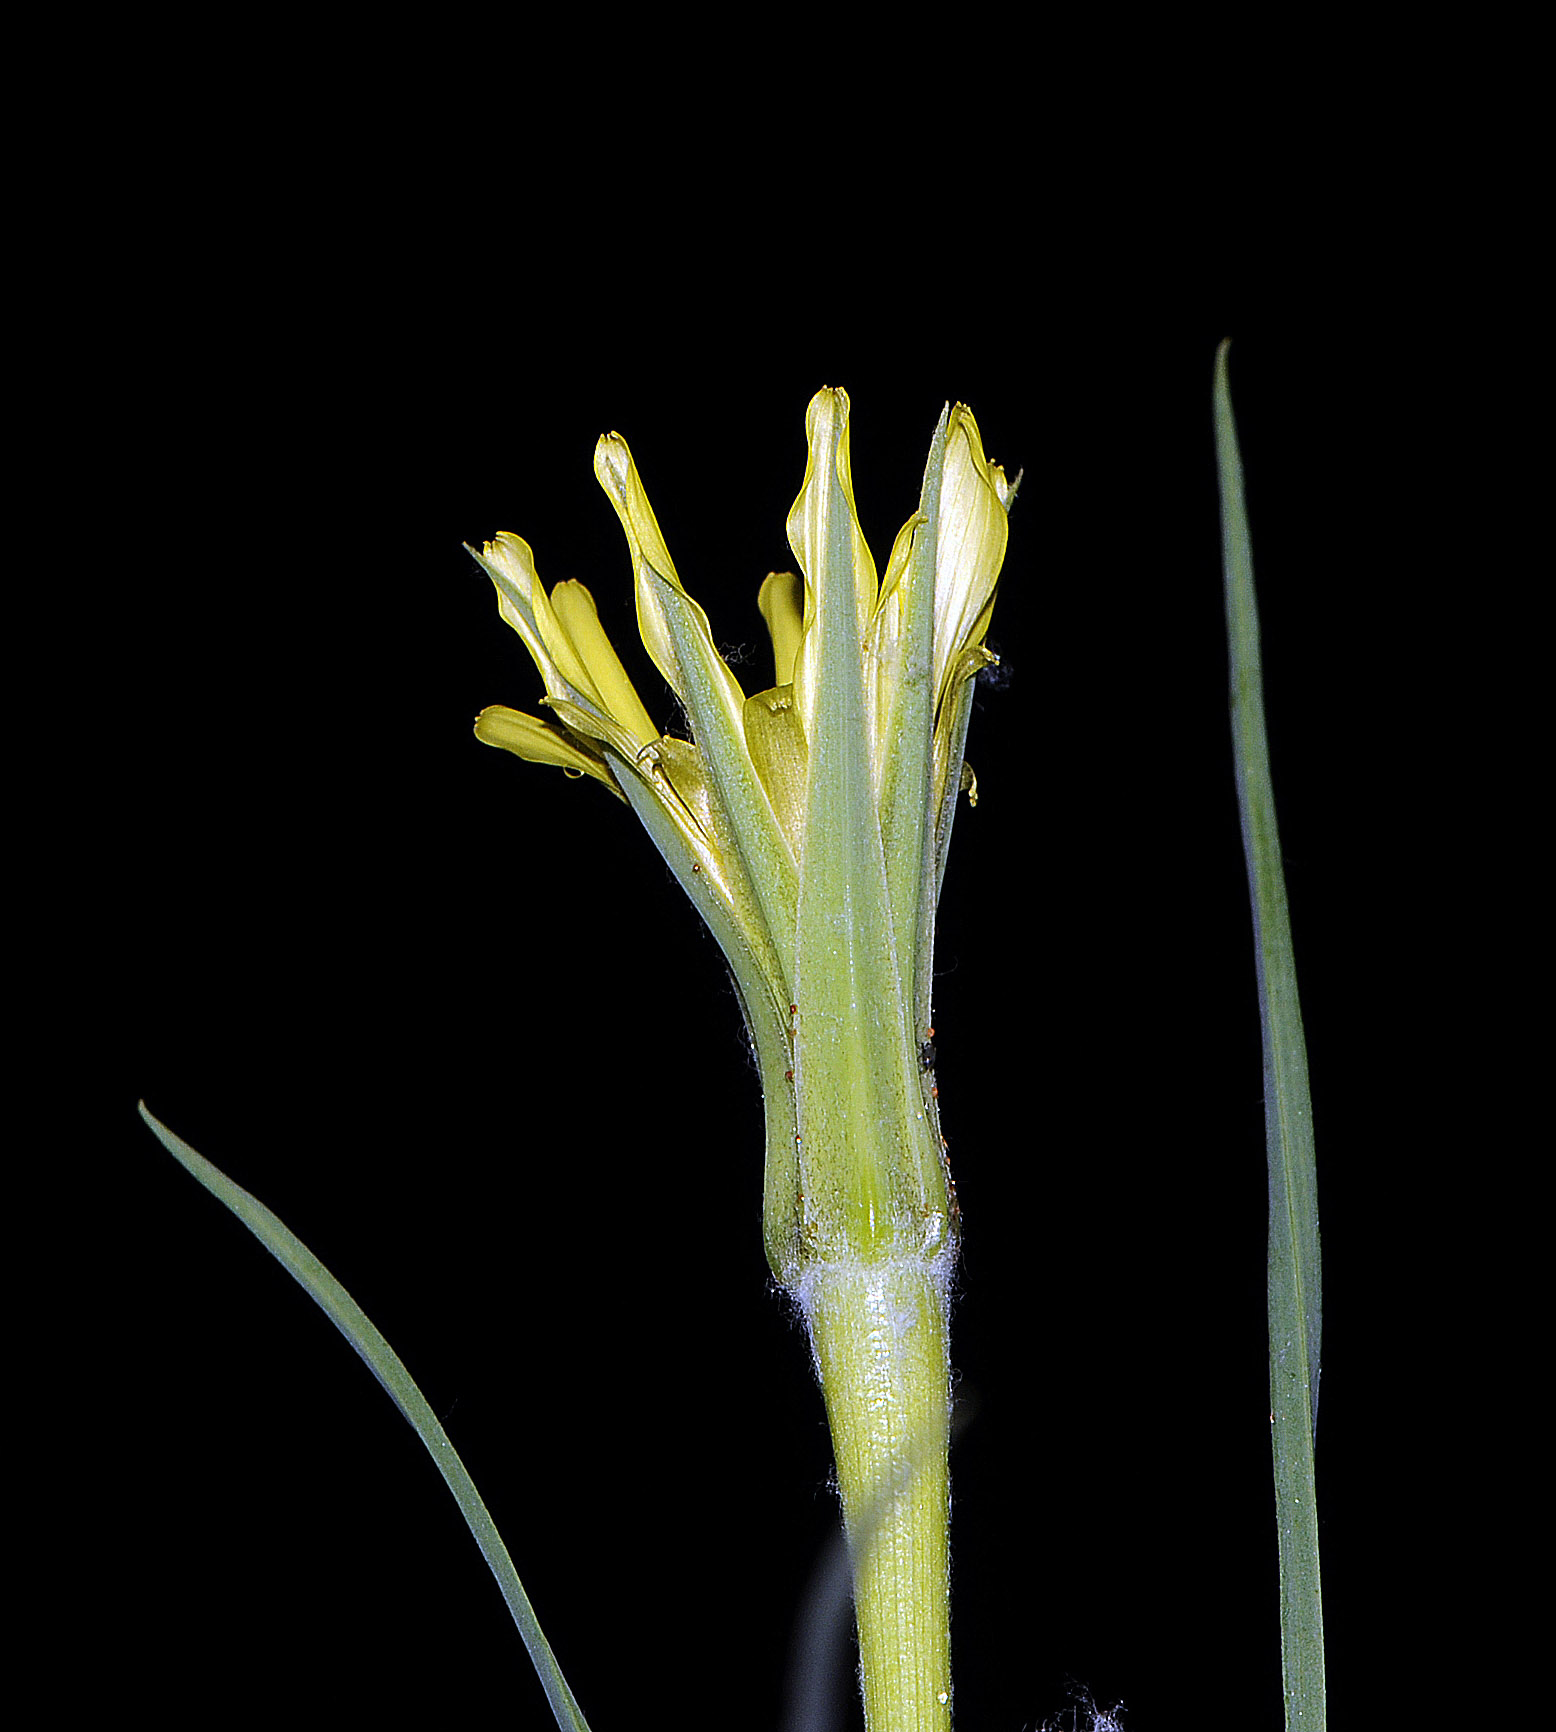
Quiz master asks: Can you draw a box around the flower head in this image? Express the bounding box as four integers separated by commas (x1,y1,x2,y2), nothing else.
473,388,1014,1277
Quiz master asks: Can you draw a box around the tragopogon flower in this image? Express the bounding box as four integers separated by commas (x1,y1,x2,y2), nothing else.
472,387,1014,1280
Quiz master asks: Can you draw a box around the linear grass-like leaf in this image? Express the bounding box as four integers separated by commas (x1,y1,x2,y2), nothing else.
138,1102,595,1732
1214,342,1327,1731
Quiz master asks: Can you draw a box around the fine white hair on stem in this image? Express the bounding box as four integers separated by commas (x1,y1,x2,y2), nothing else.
782,1376,977,1732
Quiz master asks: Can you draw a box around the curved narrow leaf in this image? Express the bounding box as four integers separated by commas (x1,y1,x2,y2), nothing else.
138,1102,595,1732
1215,341,1327,1731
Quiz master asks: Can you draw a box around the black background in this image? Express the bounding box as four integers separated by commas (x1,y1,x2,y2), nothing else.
56,46,1518,1732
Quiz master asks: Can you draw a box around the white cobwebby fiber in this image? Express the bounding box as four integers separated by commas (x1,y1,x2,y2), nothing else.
1039,1689,1127,1732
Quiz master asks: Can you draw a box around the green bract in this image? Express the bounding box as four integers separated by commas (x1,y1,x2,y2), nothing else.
473,388,1014,1283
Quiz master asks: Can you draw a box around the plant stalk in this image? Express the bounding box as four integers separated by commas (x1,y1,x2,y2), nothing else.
800,1254,953,1732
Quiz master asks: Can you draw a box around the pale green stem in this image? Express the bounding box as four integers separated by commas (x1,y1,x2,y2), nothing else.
799,1255,953,1732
